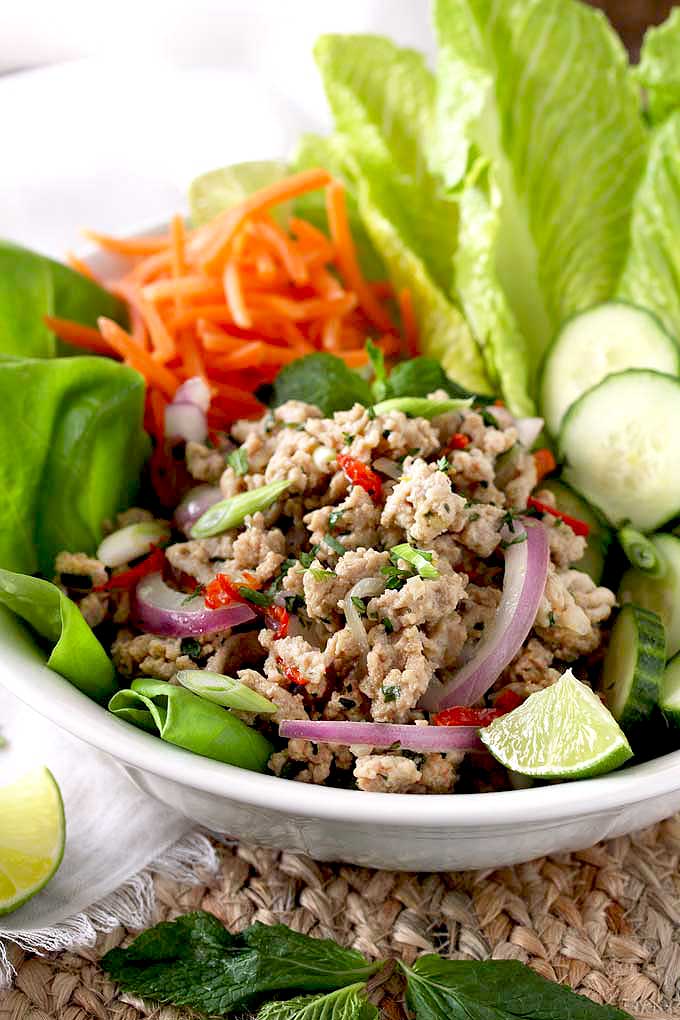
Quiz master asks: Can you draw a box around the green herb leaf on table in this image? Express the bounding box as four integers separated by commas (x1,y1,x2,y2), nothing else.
102,912,382,1016
402,955,633,1020
257,983,378,1020
0,568,116,703
272,353,372,416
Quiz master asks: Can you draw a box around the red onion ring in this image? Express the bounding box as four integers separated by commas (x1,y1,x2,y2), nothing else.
174,376,211,411
421,520,550,711
132,571,256,636
174,484,222,532
279,719,483,753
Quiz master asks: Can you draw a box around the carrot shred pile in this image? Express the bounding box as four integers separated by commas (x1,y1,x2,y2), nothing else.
52,169,417,439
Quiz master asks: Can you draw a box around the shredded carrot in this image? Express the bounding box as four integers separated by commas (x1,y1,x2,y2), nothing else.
533,448,557,482
66,252,98,281
81,166,419,450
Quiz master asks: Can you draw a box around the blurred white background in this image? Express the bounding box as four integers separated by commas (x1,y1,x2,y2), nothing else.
0,1,433,254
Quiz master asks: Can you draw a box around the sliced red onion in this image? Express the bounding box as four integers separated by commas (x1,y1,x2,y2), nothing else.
132,571,256,636
165,402,208,443
373,457,403,480
421,520,550,711
174,484,222,532
342,576,386,653
174,376,211,412
97,521,169,568
515,417,544,450
279,719,483,753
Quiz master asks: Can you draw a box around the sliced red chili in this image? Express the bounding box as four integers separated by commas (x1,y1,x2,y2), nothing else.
336,452,382,502
204,573,244,609
527,497,590,537
276,656,309,687
95,545,166,592
432,705,504,727
205,573,290,637
493,688,524,714
446,432,470,451
264,604,290,639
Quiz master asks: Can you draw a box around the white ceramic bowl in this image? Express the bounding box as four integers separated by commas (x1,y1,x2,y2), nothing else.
4,605,680,871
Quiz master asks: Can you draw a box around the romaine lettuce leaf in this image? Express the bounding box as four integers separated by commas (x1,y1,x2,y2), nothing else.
433,0,648,386
0,568,116,703
0,356,149,575
0,240,128,359
618,111,680,339
635,8,680,126
314,33,491,394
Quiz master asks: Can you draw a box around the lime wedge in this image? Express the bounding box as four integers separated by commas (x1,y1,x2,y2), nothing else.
0,767,65,915
480,669,633,779
189,160,290,227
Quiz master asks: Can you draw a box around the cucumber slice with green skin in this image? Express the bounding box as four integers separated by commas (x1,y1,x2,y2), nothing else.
600,604,666,737
540,302,679,437
539,479,611,584
559,370,680,532
660,652,680,727
619,533,680,658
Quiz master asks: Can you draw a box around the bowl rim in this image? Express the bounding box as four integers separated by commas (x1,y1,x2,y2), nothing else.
3,607,680,829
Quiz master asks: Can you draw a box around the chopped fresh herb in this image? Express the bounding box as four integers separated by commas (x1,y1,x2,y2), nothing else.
328,508,345,531
366,339,387,403
343,432,355,445
239,586,274,608
500,533,528,549
284,594,305,615
180,584,205,605
380,562,413,590
270,353,372,417
382,683,400,703
548,610,556,627
382,616,394,634
309,568,334,581
324,533,346,556
298,550,317,569
351,596,367,616
436,456,450,472
408,447,421,457
467,512,480,522
180,637,202,659
366,405,376,420
226,448,249,476
480,408,499,428
390,542,439,579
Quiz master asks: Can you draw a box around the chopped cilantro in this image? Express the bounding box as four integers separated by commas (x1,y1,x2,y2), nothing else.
284,594,305,614
179,637,202,659
548,610,556,627
500,532,528,549
436,456,450,472
309,568,334,581
328,508,345,531
382,616,394,634
343,432,354,445
351,596,367,616
324,533,346,556
226,448,249,476
382,684,400,703
238,586,274,607
180,584,205,605
480,408,499,428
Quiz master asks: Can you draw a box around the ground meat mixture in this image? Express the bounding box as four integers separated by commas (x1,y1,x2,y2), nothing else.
62,397,617,794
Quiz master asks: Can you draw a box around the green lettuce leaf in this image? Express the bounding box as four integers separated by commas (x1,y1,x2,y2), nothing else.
433,0,648,388
0,355,149,575
618,112,680,340
0,568,116,703
0,241,128,359
314,34,491,394
635,8,680,126
109,679,273,770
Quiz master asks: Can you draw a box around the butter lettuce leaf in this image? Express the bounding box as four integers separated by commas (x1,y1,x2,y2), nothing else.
314,34,491,393
433,0,648,387
635,9,680,126
0,356,149,575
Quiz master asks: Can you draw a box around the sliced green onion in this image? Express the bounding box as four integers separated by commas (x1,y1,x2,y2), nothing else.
390,542,439,579
238,586,273,607
190,480,291,538
324,533,346,556
372,397,473,419
176,670,277,713
618,526,665,576
97,521,170,568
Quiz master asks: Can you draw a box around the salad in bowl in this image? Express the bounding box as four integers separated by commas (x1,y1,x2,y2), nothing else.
2,0,680,808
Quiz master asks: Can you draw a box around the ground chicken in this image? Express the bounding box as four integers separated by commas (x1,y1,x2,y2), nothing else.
535,566,615,660
112,631,194,681
185,441,226,483
367,571,466,632
302,548,390,623
237,668,308,723
505,450,537,509
78,592,109,628
55,551,108,590
263,634,328,698
114,507,155,528
304,486,381,552
497,638,561,696
382,459,467,542
354,754,421,793
542,516,587,568
363,625,433,722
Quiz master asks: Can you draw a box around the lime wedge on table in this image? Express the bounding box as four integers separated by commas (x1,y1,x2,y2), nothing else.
189,160,290,227
480,670,633,780
0,767,65,916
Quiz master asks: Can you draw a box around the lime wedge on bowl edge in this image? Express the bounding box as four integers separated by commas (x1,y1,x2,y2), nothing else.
0,767,65,915
480,669,633,780
189,160,290,227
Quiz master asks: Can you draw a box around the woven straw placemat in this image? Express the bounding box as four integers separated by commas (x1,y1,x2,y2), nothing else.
3,818,680,1020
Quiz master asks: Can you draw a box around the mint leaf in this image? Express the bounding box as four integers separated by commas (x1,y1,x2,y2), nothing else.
257,982,378,1020
403,956,633,1020
366,340,387,401
386,357,481,402
271,353,372,416
102,912,381,1016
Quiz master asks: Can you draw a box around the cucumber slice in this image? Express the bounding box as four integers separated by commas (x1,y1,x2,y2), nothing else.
600,604,666,737
619,533,680,658
540,302,679,437
539,479,611,583
660,652,680,727
559,370,680,532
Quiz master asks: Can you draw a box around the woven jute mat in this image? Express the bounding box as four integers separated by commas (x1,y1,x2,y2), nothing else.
3,818,680,1020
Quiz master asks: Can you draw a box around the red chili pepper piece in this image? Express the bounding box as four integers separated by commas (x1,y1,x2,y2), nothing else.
95,545,166,592
336,452,382,502
204,573,244,609
493,688,524,713
446,432,470,451
527,497,590,537
264,604,290,640
432,706,505,727
276,656,309,687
